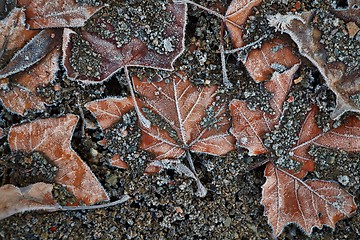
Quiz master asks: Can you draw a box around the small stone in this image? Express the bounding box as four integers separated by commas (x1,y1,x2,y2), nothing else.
346,22,359,38
338,175,350,186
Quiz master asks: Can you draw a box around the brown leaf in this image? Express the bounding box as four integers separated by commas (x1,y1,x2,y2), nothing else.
133,71,235,159
0,127,4,139
0,182,60,220
109,154,128,170
17,0,104,29
8,115,109,205
62,1,187,82
290,106,360,178
268,11,360,118
262,163,356,237
225,0,262,48
332,0,360,26
230,64,299,155
244,39,300,82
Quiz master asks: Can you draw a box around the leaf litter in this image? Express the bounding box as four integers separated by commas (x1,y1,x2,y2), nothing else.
0,0,360,239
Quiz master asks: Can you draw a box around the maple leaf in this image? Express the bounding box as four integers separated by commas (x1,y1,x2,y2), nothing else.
262,163,356,237
8,114,109,205
0,8,62,115
268,11,360,119
0,182,60,220
230,64,300,155
86,71,235,196
63,1,187,82
17,0,104,29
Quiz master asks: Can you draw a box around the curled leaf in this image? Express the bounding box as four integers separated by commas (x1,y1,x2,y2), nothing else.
8,115,109,205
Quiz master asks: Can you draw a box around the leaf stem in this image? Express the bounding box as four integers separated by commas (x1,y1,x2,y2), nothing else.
60,195,130,211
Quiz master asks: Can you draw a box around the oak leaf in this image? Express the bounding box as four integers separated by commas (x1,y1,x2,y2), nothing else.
63,1,187,82
8,115,109,205
17,0,104,29
0,182,60,220
262,163,356,237
268,11,360,118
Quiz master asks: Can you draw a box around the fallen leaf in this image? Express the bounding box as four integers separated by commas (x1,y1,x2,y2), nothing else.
230,64,300,155
133,71,235,159
109,154,128,170
0,127,4,139
8,115,109,205
17,0,104,29
268,11,360,119
225,0,262,48
0,182,60,220
244,39,300,82
262,163,356,237
63,1,187,82
332,0,360,26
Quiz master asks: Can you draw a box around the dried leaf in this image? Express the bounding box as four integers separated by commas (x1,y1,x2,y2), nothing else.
63,1,187,82
225,0,262,48
133,71,235,159
0,182,60,220
17,0,104,29
230,64,299,155
289,106,360,178
244,39,300,82
268,12,360,118
109,154,128,170
262,163,356,237
8,115,109,205
332,0,360,26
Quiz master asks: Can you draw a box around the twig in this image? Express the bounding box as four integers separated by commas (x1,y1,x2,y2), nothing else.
220,21,232,88
60,195,130,211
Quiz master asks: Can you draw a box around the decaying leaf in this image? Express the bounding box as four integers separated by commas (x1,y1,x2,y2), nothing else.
8,115,109,205
109,154,128,170
262,163,356,237
230,64,300,155
268,11,360,119
243,39,300,82
225,0,262,48
0,182,60,220
63,1,187,82
332,0,360,26
17,0,104,29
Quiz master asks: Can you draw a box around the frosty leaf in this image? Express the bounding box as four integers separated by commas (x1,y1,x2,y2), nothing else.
225,0,262,48
268,12,360,118
0,8,38,68
17,0,104,29
244,39,300,82
0,28,62,79
230,64,299,155
133,71,236,159
109,154,128,170
8,115,109,205
0,47,60,115
85,97,134,130
262,163,356,237
290,106,360,178
63,1,187,82
0,182,60,220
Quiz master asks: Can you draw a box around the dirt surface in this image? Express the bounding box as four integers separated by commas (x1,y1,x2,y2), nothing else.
0,0,359,239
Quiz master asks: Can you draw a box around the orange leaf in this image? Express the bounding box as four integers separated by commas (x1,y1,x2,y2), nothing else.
133,71,236,159
225,0,262,48
244,39,300,82
262,163,356,237
290,106,360,178
230,64,299,155
0,182,60,220
17,0,104,29
8,115,109,205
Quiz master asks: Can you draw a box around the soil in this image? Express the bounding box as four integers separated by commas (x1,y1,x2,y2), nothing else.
0,0,359,239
